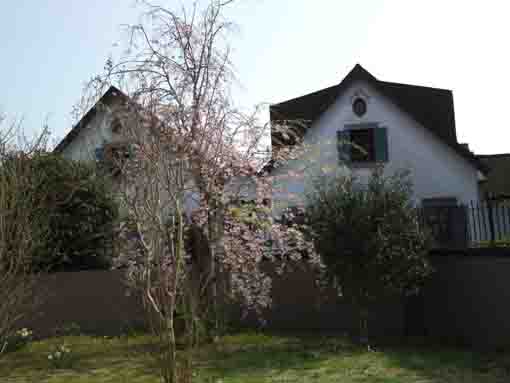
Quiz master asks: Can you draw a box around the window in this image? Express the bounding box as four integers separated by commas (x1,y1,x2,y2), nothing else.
105,143,133,163
337,125,388,164
353,98,367,117
96,143,134,176
111,118,122,134
350,129,375,162
95,147,105,162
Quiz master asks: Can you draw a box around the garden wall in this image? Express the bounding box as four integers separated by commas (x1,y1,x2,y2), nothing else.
250,266,405,339
263,251,510,349
420,250,510,349
21,270,146,338
24,250,510,349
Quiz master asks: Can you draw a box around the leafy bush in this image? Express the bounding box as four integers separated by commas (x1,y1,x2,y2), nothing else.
47,343,75,369
53,323,81,337
306,167,432,342
1,328,32,354
1,153,118,271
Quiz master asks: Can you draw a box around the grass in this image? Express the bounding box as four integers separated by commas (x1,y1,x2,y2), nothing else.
1,332,510,382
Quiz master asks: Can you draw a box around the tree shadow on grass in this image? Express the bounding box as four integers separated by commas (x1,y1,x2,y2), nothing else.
195,332,367,381
7,332,506,383
196,333,510,382
374,340,510,383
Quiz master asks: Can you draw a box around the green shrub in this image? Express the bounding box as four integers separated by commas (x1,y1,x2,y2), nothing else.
1,153,118,271
306,167,432,343
47,343,76,369
1,328,32,353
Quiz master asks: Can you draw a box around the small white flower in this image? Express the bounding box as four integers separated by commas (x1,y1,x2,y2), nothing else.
55,351,61,358
48,355,53,360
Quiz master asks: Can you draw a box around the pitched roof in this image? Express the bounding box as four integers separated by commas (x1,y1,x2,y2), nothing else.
377,80,457,144
477,154,510,197
54,86,128,154
270,64,487,174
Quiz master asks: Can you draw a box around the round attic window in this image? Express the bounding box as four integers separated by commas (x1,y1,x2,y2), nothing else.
353,98,367,117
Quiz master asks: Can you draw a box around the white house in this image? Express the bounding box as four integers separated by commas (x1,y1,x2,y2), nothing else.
59,67,487,210
268,64,488,213
267,64,497,247
55,67,498,247
54,86,129,164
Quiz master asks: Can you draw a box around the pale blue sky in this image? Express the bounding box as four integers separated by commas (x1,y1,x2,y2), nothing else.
2,1,509,154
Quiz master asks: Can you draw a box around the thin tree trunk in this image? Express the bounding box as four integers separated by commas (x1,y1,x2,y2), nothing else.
166,315,178,383
206,197,225,336
353,287,370,347
358,305,370,346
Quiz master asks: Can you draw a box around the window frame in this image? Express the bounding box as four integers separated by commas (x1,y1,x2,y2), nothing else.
338,123,389,165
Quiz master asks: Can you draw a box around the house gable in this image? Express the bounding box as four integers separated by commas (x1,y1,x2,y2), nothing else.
58,108,115,162
270,76,482,213
54,86,128,161
270,64,487,175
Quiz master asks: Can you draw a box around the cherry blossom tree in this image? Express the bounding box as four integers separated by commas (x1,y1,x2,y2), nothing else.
78,1,321,381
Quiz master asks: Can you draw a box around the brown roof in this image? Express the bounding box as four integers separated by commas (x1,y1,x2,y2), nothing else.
478,154,510,197
270,64,487,174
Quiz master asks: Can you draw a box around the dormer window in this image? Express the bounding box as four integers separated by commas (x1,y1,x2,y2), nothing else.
111,118,123,133
353,98,367,117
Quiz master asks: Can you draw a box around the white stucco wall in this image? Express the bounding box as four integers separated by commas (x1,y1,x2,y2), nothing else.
60,108,120,162
271,80,480,215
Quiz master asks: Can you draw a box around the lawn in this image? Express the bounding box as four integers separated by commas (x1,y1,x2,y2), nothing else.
1,332,510,382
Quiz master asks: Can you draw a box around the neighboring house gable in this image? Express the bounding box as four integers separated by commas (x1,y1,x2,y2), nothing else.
54,86,128,162
478,154,510,198
53,86,201,216
269,64,487,213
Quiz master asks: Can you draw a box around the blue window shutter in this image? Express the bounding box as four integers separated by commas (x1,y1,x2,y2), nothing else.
337,130,351,163
374,127,388,162
95,147,104,161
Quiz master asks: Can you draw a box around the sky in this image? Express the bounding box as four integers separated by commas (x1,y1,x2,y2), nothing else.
1,0,509,154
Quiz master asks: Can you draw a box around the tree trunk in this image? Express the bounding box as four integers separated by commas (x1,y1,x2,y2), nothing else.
352,289,370,347
165,316,178,383
358,305,370,346
206,198,225,337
